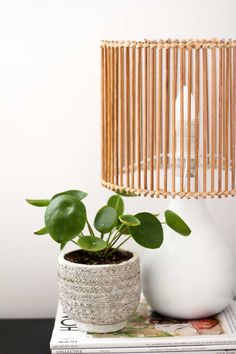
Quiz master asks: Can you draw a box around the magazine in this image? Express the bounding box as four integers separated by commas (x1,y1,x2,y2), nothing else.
50,297,236,353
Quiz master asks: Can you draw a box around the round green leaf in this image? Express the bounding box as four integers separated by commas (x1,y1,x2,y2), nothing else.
165,210,191,236
130,212,163,249
119,214,140,226
45,195,86,243
26,199,50,207
107,195,124,216
77,236,107,252
52,190,87,201
94,206,117,233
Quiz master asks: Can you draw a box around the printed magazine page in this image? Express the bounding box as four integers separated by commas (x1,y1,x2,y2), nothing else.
50,298,236,351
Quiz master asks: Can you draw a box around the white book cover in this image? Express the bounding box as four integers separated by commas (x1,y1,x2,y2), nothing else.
50,297,236,352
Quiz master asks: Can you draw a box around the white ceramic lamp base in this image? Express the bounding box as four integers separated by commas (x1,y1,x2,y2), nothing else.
142,198,236,319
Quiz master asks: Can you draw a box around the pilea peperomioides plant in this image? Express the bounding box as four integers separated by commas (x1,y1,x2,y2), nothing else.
26,189,191,259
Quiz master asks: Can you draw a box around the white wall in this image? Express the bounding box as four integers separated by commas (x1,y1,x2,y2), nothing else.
0,0,236,318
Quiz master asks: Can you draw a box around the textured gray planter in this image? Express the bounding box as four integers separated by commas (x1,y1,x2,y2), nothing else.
58,250,141,333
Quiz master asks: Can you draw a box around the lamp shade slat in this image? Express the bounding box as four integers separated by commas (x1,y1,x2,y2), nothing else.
202,48,208,195
232,47,236,189
143,46,148,191
218,47,223,193
180,47,185,193
150,47,156,192
131,46,136,189
114,47,119,185
211,47,216,193
225,47,230,191
171,47,178,192
118,47,124,187
137,46,142,189
194,48,200,194
156,48,162,191
187,48,192,194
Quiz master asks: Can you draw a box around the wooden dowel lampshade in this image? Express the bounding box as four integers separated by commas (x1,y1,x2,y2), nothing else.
100,39,236,198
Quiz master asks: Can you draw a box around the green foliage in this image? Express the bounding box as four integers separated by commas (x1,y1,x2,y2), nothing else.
130,212,163,249
45,195,86,243
107,195,124,216
52,190,87,201
34,227,48,235
94,206,117,233
109,195,130,234
165,210,191,236
27,189,191,259
116,220,131,235
77,236,107,252
26,199,50,207
26,189,87,208
60,242,67,251
119,214,140,227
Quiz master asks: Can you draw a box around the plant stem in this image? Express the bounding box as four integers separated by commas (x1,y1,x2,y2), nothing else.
104,231,119,256
105,230,117,250
106,231,113,244
101,232,104,240
110,224,127,246
108,225,122,244
87,220,95,237
104,242,112,257
110,225,128,248
71,239,77,246
107,236,131,257
104,225,128,257
109,232,122,248
115,235,131,249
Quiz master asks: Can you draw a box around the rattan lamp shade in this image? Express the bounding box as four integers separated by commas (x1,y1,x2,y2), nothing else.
101,39,236,198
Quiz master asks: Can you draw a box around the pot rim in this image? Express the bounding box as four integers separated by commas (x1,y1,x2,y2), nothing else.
58,249,139,268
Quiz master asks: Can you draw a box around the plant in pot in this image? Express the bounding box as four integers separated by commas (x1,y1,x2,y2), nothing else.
26,189,191,333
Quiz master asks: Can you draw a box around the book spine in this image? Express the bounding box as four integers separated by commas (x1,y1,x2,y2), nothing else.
51,349,236,354
51,342,236,350
50,344,236,351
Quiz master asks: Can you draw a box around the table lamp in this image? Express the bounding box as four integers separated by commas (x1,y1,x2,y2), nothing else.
100,39,236,319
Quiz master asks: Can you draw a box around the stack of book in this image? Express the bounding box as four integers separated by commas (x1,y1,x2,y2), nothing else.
50,297,236,354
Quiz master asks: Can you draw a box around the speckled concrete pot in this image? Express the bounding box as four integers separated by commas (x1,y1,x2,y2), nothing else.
58,250,141,333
